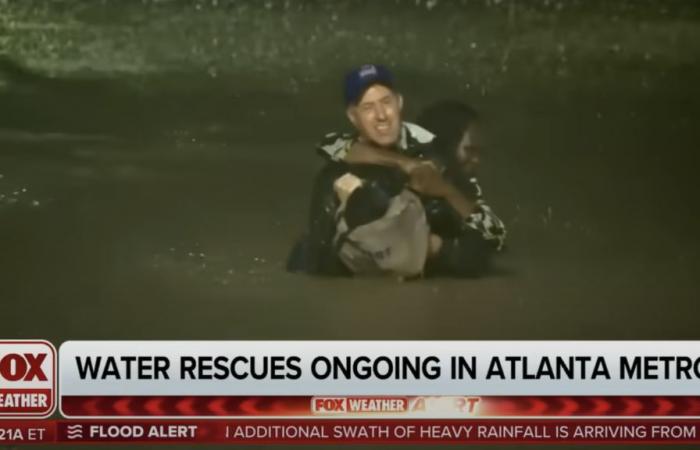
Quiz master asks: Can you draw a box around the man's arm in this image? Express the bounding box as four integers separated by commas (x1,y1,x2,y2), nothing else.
463,202,507,251
346,141,457,200
345,139,497,244
346,138,481,228
345,141,422,173
407,168,478,219
462,178,507,251
442,185,478,219
306,163,350,276
421,179,498,277
420,177,506,277
319,132,444,185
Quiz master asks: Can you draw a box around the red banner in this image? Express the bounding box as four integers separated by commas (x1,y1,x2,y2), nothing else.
60,395,700,417
1,419,699,444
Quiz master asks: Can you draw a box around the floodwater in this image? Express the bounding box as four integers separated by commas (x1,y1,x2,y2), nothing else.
1,1,699,448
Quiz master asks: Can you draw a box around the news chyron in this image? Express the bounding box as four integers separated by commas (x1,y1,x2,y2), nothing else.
3,340,700,445
0,341,57,418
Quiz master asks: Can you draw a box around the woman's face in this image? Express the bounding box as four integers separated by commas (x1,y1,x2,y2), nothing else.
455,124,481,175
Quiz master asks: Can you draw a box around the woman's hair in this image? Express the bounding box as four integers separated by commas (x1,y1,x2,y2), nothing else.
416,100,479,168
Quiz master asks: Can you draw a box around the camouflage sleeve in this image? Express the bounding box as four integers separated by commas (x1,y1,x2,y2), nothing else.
316,132,354,162
461,177,507,251
306,163,351,276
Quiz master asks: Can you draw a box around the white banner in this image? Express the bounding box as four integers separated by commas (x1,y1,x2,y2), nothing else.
58,341,700,396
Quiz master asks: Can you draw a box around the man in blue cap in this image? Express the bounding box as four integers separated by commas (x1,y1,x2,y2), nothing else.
290,65,499,277
319,65,476,214
319,64,436,174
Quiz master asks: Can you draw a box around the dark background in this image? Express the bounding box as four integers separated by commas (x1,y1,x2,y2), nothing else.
1,1,699,447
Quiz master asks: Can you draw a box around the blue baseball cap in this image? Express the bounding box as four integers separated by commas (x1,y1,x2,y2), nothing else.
344,64,395,106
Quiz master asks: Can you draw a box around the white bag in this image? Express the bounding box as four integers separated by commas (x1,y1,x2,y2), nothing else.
334,189,430,277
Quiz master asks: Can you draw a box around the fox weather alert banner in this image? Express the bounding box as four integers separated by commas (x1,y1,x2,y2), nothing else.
3,340,700,445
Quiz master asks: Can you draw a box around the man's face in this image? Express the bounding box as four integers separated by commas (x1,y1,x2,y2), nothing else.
347,84,403,147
